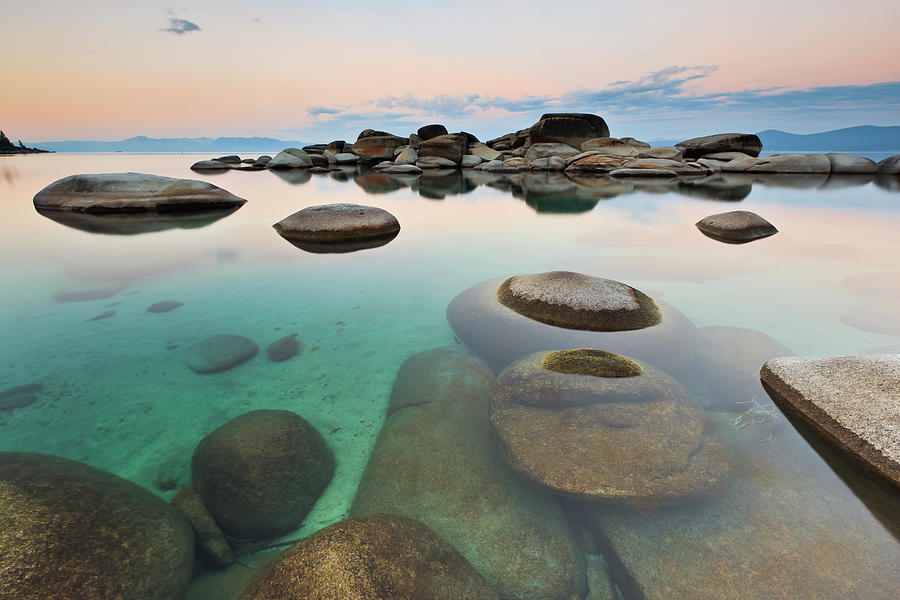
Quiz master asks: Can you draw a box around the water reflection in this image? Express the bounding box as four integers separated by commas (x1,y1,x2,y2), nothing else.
34,206,242,235
0,160,19,185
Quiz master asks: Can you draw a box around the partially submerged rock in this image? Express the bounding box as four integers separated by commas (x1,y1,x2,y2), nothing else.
723,153,831,173
826,153,878,174
182,334,259,374
191,160,232,172
273,203,400,253
492,351,732,506
0,452,194,600
696,210,778,243
237,514,500,600
267,150,313,169
191,410,334,539
675,133,762,159
761,354,900,489
351,348,586,600
33,173,247,214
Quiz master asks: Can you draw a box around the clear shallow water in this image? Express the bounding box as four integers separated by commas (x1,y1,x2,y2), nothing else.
1,153,899,598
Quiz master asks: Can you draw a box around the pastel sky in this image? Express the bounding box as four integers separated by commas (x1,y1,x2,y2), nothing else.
3,0,900,143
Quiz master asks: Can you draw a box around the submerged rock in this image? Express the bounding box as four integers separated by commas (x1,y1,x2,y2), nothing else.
147,300,183,313
182,334,258,374
351,348,586,600
761,354,900,489
33,173,247,214
172,487,234,568
447,275,698,374
492,351,732,506
675,133,762,159
267,333,300,361
237,515,500,600
0,452,194,600
0,383,42,410
273,203,400,253
191,410,334,539
574,411,900,599
696,210,778,243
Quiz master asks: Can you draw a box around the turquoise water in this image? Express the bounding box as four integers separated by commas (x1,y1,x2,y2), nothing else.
2,153,899,598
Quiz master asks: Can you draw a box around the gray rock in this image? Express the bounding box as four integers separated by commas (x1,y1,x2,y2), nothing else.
240,158,256,164
0,453,194,600
701,151,753,161
383,164,423,175
370,160,394,170
761,354,900,489
267,150,312,169
254,155,271,165
620,136,651,149
581,138,640,157
531,156,566,171
182,334,259,374
470,142,502,161
695,210,777,243
351,348,586,600
191,160,232,171
418,133,468,164
332,152,358,164
212,155,242,164
394,146,418,165
460,154,482,168
325,140,348,153
481,159,521,173
638,146,683,160
723,153,831,173
825,153,877,174
33,173,247,214
416,156,458,168
676,133,763,158
273,203,400,251
877,154,900,175
322,149,336,164
525,143,582,160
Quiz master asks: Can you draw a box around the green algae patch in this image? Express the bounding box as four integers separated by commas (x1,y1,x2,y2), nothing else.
542,349,643,378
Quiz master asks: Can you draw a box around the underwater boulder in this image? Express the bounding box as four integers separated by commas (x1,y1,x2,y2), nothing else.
147,300,183,313
0,383,42,410
696,210,778,243
237,514,500,600
0,452,194,600
172,487,234,568
351,348,587,600
492,350,732,506
447,274,697,374
182,334,258,374
266,333,301,361
191,410,334,539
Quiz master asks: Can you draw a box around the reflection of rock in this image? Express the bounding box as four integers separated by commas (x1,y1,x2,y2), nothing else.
686,326,793,410
512,173,598,213
33,173,247,215
573,412,900,600
182,334,258,374
273,203,400,253
677,174,752,201
36,205,241,235
192,410,334,540
237,515,499,600
762,354,900,489
0,452,194,600
418,170,475,199
696,210,777,244
675,133,762,159
269,168,311,185
748,172,829,188
493,351,731,505
351,348,586,600
353,172,404,194
447,276,698,374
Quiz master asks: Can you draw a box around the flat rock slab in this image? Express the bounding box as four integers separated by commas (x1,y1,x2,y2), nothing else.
273,204,400,251
183,334,258,374
761,354,900,489
33,173,247,214
696,210,777,243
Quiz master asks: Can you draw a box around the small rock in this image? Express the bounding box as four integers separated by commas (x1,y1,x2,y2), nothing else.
525,143,582,160
212,155,242,164
723,153,831,173
182,334,258,374
332,152,358,164
267,334,300,361
394,146,418,165
273,203,400,252
266,150,312,169
696,210,778,243
171,487,234,567
0,383,42,410
191,160,232,171
470,143,502,161
481,159,521,173
565,154,630,173
531,156,566,171
147,300,183,313
460,154,482,168
86,309,116,322
824,153,877,174
416,156,458,168
384,164,424,175
638,146,683,160
610,167,678,178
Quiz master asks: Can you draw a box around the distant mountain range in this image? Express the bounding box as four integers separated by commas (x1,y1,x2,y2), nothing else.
30,125,900,153
31,136,310,153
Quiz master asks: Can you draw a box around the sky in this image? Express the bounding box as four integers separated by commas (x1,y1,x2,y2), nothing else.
3,0,900,143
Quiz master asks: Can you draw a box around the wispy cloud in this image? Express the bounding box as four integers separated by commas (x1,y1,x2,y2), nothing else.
300,66,900,139
160,18,201,35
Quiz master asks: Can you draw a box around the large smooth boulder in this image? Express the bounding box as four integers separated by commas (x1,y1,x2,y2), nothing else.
877,154,900,175
524,142,581,160
581,138,640,157
723,153,831,173
191,160,232,171
470,142,502,161
639,146,683,160
675,133,762,159
574,411,900,599
351,135,408,163
0,452,194,600
565,154,630,173
696,210,777,243
416,123,448,140
267,150,312,169
0,383,41,410
492,351,732,506
237,515,500,600
182,334,259,374
33,172,246,214
761,354,900,489
191,410,335,539
826,153,877,174
447,275,698,374
351,348,586,600
273,203,400,253
528,113,611,149
417,133,468,164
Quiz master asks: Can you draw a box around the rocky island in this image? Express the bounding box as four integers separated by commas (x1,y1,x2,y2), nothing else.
0,130,51,154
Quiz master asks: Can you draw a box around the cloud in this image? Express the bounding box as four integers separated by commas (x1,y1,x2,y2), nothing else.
298,66,900,140
160,18,201,35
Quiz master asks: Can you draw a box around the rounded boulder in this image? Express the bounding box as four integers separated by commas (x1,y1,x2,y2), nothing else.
273,203,400,253
191,410,335,539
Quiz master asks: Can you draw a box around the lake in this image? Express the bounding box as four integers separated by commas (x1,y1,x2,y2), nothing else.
1,152,899,599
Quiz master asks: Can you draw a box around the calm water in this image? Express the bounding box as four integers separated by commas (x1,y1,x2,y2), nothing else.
2,152,899,599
